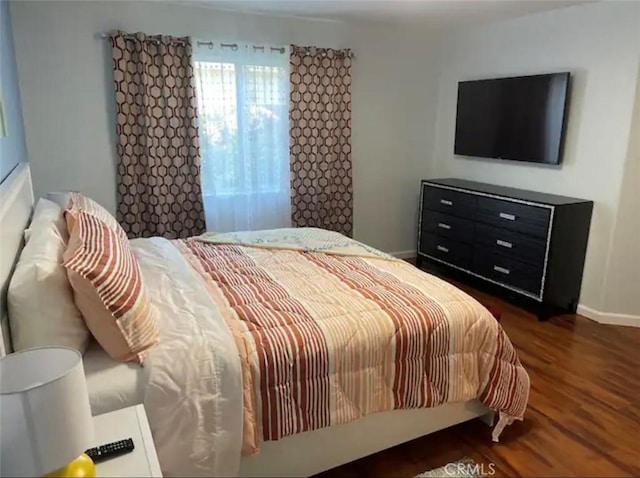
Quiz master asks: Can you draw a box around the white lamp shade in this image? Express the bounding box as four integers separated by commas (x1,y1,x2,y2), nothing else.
1,347,94,476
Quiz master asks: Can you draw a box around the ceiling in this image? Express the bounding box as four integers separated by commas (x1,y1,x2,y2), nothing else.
185,0,591,28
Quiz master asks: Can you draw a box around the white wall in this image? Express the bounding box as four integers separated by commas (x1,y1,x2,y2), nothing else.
10,0,437,255
602,68,640,317
350,23,441,254
427,1,640,310
10,0,347,213
10,0,640,313
0,0,27,182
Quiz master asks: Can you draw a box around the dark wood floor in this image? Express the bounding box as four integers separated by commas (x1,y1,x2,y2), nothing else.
317,266,640,477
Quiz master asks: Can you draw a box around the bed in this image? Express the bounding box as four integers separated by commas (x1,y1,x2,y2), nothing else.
0,164,529,477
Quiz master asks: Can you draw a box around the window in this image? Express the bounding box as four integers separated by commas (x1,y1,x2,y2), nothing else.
194,45,291,232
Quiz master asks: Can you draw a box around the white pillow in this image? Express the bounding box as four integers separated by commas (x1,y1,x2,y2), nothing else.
8,203,90,352
24,198,68,243
47,191,72,210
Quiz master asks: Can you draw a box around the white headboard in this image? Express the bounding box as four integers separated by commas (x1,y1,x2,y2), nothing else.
0,163,34,356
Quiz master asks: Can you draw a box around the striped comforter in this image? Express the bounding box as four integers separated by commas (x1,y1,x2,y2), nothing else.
175,229,529,453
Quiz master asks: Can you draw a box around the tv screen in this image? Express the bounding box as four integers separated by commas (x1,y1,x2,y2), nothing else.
454,73,570,165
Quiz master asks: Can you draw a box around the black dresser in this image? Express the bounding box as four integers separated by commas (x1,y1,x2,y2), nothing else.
417,178,593,320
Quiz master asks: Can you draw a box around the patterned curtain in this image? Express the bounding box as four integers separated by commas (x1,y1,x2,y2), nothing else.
110,31,206,238
289,45,353,237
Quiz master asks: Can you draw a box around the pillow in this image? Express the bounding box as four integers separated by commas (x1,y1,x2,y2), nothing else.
63,210,159,363
64,192,121,234
46,191,72,208
8,206,90,352
24,198,68,243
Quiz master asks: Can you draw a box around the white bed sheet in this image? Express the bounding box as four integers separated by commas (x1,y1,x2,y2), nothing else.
81,237,243,476
129,237,244,478
83,340,147,416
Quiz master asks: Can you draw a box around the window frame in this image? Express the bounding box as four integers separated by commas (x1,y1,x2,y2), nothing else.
194,44,290,197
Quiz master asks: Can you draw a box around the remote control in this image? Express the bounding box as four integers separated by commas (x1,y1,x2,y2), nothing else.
85,438,135,463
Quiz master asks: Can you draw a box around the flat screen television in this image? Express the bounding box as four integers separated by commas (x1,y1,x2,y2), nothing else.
454,72,570,165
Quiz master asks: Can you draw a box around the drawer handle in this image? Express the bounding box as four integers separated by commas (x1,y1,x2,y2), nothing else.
437,245,449,253
438,223,451,230
499,212,516,221
496,239,513,249
440,199,453,206
493,265,511,275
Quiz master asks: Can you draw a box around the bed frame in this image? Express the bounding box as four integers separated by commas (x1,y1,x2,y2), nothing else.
0,163,33,357
0,163,493,477
239,401,491,476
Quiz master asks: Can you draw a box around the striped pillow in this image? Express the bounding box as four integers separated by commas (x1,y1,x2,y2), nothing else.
65,192,122,234
63,210,159,363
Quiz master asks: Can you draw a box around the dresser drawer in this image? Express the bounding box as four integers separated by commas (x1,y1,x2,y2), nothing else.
475,223,546,266
422,185,477,219
421,211,475,243
476,196,551,239
473,247,544,296
420,233,472,269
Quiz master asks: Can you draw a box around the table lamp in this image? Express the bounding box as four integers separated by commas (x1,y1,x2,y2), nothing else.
0,347,95,477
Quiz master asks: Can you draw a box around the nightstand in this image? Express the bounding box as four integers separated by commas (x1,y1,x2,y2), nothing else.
91,404,162,477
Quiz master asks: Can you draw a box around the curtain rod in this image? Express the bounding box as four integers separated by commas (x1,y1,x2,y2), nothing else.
195,42,356,59
99,33,355,58
196,41,286,55
292,45,355,59
98,34,283,53
98,33,188,45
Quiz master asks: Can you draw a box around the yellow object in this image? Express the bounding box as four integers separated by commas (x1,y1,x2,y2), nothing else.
44,454,96,478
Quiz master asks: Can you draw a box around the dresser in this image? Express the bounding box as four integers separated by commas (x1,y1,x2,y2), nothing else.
417,179,593,320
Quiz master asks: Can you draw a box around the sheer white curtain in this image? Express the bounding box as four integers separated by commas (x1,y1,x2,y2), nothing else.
194,44,291,232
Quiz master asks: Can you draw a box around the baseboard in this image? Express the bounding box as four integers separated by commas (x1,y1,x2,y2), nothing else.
577,305,640,328
389,250,416,260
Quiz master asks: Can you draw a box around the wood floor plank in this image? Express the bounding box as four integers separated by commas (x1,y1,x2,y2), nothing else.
315,265,640,477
